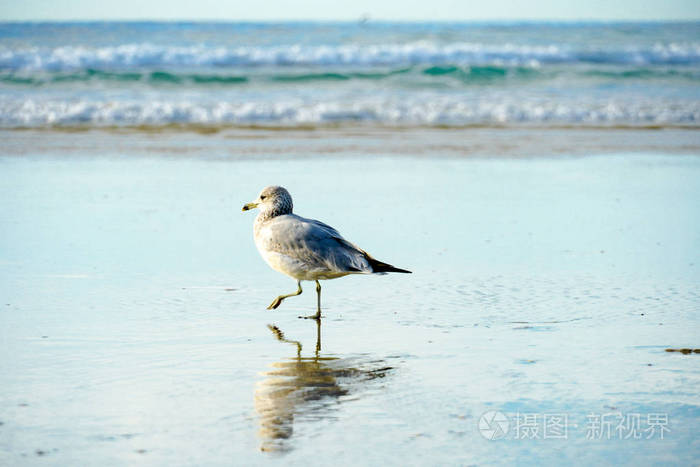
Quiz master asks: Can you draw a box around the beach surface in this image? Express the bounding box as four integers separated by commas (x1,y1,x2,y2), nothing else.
1,127,699,465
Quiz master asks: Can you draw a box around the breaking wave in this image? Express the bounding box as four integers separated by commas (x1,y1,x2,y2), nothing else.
2,42,700,71
2,95,698,127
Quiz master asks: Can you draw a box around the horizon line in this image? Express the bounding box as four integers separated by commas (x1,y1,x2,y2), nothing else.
1,18,700,24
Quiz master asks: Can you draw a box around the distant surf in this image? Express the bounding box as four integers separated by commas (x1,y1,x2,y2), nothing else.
3,65,699,87
2,41,700,71
1,21,698,128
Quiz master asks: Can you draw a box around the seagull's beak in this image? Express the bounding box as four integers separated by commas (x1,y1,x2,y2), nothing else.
242,202,258,212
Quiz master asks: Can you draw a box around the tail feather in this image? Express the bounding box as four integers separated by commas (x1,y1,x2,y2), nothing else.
365,255,412,274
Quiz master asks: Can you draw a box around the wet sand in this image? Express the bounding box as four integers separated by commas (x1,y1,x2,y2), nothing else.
3,126,700,159
1,128,699,465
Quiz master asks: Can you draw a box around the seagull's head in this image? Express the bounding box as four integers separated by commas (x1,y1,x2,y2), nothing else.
242,186,293,217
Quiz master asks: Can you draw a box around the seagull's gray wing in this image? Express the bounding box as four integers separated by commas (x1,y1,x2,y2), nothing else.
262,214,372,274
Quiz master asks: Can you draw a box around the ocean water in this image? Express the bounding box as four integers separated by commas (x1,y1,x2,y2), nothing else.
1,21,699,127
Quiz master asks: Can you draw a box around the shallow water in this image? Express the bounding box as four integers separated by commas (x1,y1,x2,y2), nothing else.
1,132,699,465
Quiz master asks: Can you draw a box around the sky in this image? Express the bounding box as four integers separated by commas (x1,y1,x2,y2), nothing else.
1,0,699,21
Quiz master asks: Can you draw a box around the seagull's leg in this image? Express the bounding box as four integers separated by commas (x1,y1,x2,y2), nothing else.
316,280,322,317
267,280,302,310
300,280,322,319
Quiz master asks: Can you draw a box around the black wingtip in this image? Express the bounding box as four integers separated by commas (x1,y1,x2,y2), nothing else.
366,256,412,274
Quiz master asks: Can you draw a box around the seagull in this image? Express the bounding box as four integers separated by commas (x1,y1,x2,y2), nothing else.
242,186,411,319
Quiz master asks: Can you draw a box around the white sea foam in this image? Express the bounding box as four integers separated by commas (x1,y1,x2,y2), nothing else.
2,42,700,71
2,95,697,127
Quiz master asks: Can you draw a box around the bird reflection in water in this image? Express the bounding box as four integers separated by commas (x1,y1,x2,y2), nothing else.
255,320,392,453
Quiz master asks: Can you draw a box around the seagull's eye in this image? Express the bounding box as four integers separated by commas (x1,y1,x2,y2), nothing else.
260,195,267,200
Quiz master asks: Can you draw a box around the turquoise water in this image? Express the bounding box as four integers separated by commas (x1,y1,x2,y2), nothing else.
1,133,699,464
1,21,699,127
